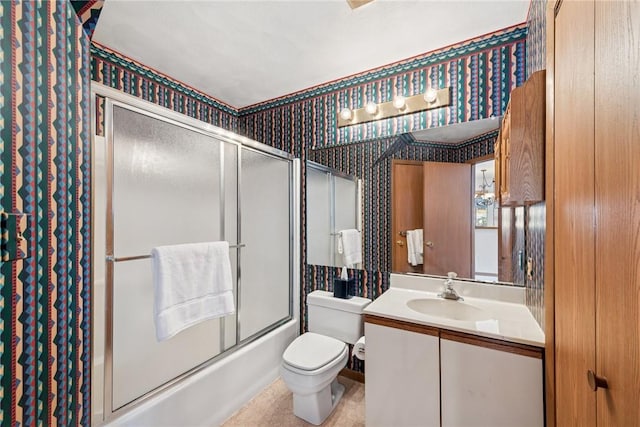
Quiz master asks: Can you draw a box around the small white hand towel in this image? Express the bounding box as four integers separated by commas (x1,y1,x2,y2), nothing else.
406,229,424,266
412,229,424,264
406,230,418,266
151,241,235,341
337,229,362,267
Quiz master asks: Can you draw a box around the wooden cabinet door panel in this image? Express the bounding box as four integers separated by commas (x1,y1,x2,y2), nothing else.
594,1,640,425
554,1,597,426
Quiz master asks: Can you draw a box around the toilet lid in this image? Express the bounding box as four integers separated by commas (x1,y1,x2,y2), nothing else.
283,332,346,371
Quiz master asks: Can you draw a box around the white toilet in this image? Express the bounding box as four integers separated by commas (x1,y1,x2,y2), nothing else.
281,290,371,425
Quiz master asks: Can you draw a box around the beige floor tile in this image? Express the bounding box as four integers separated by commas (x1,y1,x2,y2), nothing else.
222,376,364,427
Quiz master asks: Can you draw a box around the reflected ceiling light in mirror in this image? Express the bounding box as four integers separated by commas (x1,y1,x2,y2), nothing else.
393,96,406,110
424,87,438,104
475,169,495,208
339,107,353,121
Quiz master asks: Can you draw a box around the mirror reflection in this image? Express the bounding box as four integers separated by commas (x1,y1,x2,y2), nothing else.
306,161,362,269
308,117,524,286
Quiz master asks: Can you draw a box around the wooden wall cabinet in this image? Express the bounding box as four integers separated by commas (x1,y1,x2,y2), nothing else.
495,70,545,206
552,1,640,426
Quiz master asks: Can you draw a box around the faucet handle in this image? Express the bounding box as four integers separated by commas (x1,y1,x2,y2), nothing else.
447,272,457,279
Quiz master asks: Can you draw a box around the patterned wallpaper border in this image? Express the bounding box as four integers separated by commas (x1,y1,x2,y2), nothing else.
242,24,527,114
91,43,239,116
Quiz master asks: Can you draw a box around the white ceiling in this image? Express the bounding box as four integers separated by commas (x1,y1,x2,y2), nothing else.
93,0,529,108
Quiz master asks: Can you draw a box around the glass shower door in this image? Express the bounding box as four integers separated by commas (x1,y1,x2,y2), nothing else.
238,147,292,341
109,105,238,409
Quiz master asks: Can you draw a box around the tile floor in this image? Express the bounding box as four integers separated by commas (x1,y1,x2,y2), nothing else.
221,376,364,427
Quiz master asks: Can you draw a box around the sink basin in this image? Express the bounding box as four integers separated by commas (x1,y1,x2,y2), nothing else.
406,298,491,322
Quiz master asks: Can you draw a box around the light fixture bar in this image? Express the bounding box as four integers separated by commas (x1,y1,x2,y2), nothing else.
337,87,451,128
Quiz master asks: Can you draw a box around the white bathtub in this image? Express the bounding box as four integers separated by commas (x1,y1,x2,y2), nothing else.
106,318,299,427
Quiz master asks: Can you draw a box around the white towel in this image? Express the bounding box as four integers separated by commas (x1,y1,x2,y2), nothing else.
337,229,362,267
151,241,235,341
406,229,424,266
412,229,424,262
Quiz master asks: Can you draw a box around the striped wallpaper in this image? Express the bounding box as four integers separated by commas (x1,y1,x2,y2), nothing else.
239,25,527,149
522,0,546,327
0,1,91,425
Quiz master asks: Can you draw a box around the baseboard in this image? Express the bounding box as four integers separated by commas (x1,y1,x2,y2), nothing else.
339,368,365,383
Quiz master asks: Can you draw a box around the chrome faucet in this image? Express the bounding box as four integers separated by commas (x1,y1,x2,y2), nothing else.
438,272,463,301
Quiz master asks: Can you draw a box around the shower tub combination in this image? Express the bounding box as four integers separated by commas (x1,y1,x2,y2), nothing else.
91,85,300,426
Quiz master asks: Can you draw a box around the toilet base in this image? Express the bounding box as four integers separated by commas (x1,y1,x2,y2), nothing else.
293,378,346,425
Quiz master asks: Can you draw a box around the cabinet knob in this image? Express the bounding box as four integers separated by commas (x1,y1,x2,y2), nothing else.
587,370,608,391
396,240,404,247
425,241,434,248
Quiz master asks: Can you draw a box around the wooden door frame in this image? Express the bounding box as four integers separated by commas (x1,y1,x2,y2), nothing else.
546,2,559,426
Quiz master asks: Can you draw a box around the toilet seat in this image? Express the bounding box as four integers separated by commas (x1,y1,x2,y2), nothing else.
283,332,347,374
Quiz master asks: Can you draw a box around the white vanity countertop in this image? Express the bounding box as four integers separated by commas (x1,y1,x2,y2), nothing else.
364,274,545,348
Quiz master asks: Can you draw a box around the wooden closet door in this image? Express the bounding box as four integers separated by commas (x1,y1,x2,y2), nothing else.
594,1,640,425
554,1,597,425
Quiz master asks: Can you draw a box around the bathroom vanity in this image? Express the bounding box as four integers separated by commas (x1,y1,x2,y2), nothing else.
364,274,544,427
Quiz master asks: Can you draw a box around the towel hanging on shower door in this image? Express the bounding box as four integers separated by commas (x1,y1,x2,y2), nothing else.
151,241,235,341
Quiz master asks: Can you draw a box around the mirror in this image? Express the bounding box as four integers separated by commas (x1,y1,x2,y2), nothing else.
308,117,526,286
306,161,362,268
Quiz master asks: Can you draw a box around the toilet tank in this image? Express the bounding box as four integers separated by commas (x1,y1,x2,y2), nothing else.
307,290,372,344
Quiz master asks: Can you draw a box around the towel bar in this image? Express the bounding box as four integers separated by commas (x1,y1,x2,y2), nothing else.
107,243,246,263
399,231,408,237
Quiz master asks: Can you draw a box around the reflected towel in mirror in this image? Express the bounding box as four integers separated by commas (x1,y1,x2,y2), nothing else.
337,229,362,267
406,229,424,266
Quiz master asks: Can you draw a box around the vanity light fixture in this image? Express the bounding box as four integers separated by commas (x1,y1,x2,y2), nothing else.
393,96,406,110
424,88,438,104
339,107,353,121
337,87,450,128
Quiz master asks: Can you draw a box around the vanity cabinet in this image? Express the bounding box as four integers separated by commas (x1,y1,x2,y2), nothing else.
495,70,545,206
365,315,543,427
440,332,543,427
365,320,440,427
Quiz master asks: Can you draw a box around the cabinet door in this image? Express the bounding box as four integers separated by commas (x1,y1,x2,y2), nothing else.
594,1,640,425
440,338,544,427
554,1,597,426
365,322,439,427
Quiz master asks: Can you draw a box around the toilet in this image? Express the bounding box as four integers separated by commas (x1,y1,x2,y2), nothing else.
281,290,371,425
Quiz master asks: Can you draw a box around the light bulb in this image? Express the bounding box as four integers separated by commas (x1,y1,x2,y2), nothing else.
424,88,438,103
393,96,406,110
365,102,378,115
339,108,353,121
